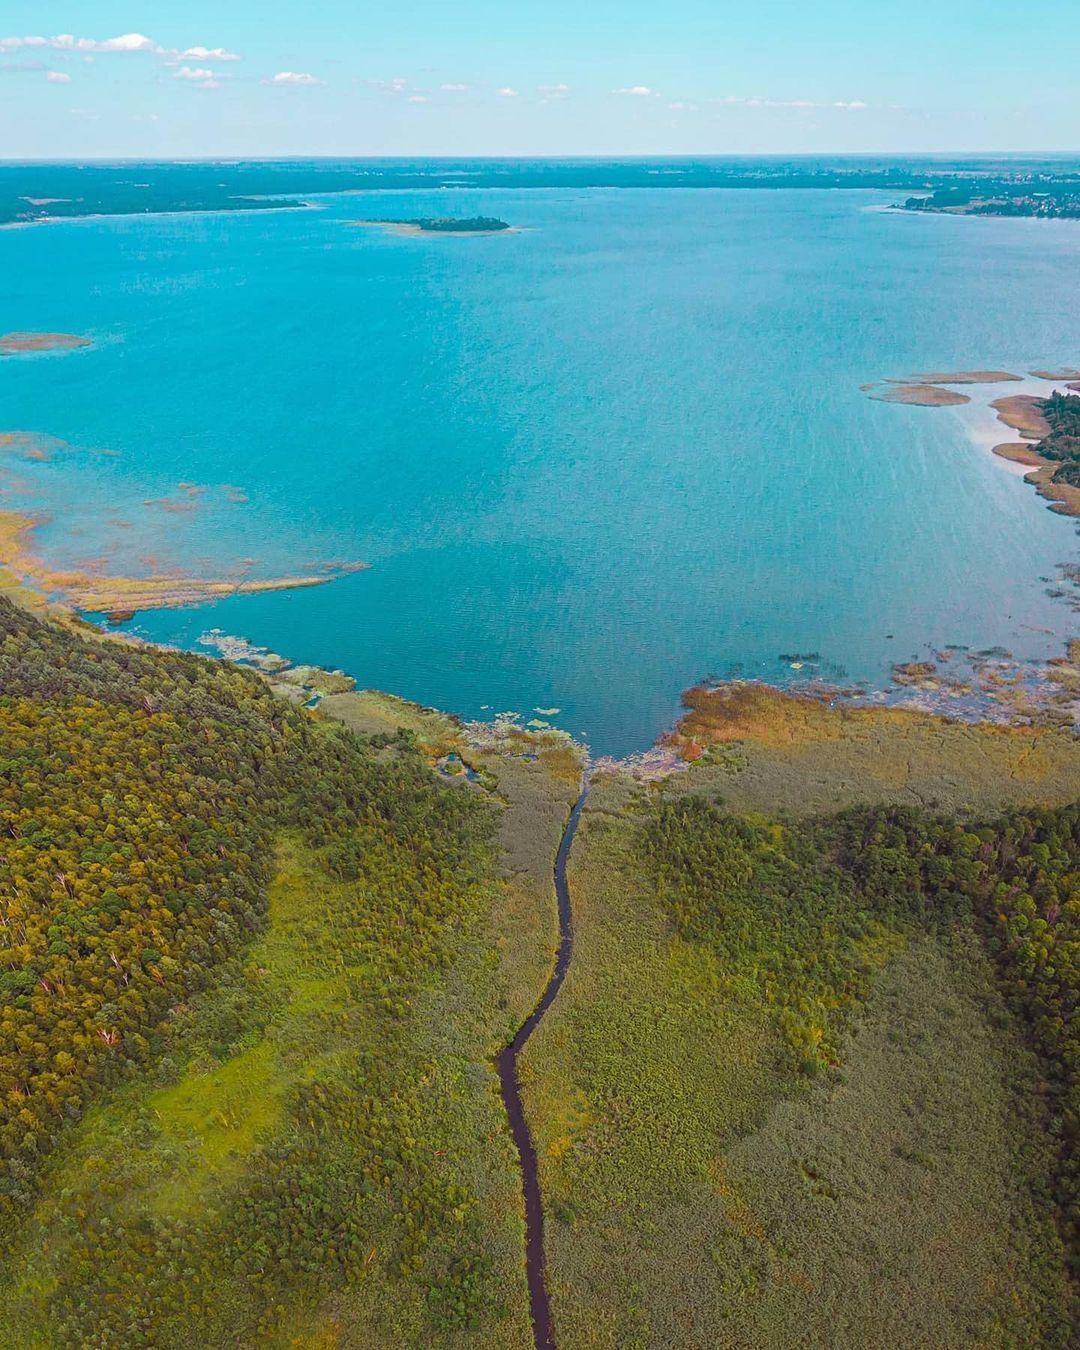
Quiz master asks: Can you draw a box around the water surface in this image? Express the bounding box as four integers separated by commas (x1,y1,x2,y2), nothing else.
1,181,1077,754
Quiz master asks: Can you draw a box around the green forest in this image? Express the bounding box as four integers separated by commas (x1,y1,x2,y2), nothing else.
1038,391,1080,487
0,597,537,1346
1,595,1078,1345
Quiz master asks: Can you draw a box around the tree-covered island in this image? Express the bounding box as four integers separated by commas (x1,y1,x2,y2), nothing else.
350,216,514,237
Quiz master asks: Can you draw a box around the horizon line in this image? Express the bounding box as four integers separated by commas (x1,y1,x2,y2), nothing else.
2,149,1080,166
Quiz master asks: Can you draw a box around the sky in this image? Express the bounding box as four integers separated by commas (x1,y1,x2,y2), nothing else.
1,1,1078,159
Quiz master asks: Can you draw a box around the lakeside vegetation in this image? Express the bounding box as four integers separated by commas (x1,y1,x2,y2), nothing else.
1037,391,1080,487
526,774,1079,1347
0,596,583,1346
0,594,1078,1345
352,216,513,236
900,175,1080,220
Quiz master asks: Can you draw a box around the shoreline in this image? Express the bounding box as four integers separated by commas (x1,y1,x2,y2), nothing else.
867,366,1080,519
0,507,363,616
0,349,1073,766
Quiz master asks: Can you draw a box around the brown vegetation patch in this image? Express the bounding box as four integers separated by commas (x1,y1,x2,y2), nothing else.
0,507,365,614
993,441,1047,469
661,681,1080,816
908,370,1022,384
1030,368,1080,381
869,384,970,407
667,681,895,751
144,496,200,514
1022,462,1080,518
892,661,939,687
0,331,91,355
991,395,1050,439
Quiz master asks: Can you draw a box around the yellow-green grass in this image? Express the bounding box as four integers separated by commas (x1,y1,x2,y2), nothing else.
0,832,528,1346
661,682,1080,816
524,781,1072,1348
0,710,582,1347
317,688,465,758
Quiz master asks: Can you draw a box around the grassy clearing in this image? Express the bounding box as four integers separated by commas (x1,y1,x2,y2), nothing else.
317,688,465,758
525,778,1073,1347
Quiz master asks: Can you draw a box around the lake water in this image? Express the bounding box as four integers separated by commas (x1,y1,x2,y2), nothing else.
2,178,1078,755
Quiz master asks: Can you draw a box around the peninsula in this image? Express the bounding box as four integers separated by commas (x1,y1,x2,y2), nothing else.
899,181,1080,221
992,389,1080,516
866,366,1080,518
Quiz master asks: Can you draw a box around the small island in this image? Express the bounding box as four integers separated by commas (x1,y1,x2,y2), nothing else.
868,384,971,407
0,331,91,356
351,216,514,237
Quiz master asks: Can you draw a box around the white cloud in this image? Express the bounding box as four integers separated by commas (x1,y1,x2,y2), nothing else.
613,85,653,97
718,94,867,111
497,86,518,97
269,71,325,86
92,33,157,53
0,33,241,62
539,83,570,95
180,46,240,62
46,70,70,83
407,94,427,103
440,82,467,92
174,66,215,82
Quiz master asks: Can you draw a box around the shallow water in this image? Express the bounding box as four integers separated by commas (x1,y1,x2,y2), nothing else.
1,178,1078,755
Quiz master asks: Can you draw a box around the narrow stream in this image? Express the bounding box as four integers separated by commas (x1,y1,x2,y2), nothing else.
496,786,588,1350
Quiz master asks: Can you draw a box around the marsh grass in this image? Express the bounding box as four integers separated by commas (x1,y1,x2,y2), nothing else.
526,779,1074,1348
665,683,1080,816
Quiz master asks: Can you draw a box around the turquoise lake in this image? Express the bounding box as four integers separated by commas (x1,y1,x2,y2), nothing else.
2,178,1079,755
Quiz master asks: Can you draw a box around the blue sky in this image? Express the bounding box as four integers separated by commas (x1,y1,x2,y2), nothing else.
1,1,1078,158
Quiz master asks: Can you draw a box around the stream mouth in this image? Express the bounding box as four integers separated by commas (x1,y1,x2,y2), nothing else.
496,787,588,1350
